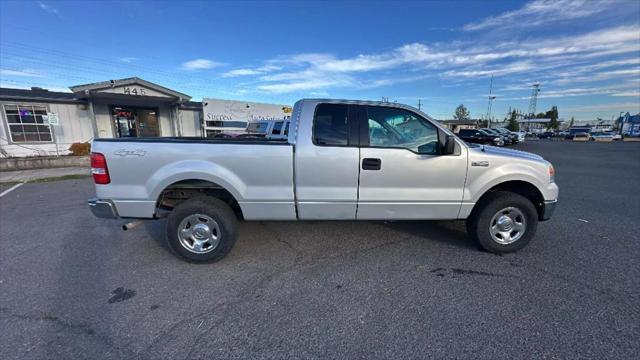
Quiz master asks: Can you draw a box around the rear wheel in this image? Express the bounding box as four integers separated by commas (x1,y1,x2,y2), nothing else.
466,191,538,253
166,196,237,263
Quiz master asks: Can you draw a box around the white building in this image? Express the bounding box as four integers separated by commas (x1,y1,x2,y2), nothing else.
1,77,219,157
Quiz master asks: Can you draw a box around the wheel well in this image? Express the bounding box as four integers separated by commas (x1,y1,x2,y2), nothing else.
157,179,243,219
475,181,544,218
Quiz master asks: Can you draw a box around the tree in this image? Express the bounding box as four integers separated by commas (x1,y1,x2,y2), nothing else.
567,117,575,129
454,104,470,121
546,106,559,130
506,109,519,131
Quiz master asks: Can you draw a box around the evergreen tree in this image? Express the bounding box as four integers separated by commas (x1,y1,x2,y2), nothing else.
454,104,470,121
507,109,519,131
546,106,560,130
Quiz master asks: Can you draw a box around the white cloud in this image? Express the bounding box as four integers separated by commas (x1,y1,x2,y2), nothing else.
251,23,640,93
222,68,263,77
181,59,225,70
0,69,44,77
37,1,61,17
463,0,616,31
256,64,282,72
562,102,640,113
257,78,349,93
119,57,139,63
611,91,640,97
444,61,536,78
553,68,640,85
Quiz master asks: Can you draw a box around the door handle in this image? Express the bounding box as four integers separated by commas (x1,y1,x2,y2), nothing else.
362,158,381,170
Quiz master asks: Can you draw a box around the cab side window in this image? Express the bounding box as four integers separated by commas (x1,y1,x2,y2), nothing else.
313,104,349,146
366,106,439,154
272,121,283,135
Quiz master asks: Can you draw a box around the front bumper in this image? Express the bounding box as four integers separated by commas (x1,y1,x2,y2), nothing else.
88,198,119,219
540,200,558,221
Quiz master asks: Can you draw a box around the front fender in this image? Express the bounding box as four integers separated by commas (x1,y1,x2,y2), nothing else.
464,162,550,204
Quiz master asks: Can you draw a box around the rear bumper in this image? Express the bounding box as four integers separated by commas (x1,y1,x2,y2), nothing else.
88,198,119,219
540,200,558,221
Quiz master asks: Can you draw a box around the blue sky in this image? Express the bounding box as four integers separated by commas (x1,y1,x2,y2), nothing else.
0,0,639,121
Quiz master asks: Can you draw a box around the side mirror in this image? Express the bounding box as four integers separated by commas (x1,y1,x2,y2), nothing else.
444,135,456,155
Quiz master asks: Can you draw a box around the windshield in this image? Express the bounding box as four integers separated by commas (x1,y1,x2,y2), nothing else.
246,121,270,134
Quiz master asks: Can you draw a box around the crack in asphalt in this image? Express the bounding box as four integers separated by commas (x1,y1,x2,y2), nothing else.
0,307,137,359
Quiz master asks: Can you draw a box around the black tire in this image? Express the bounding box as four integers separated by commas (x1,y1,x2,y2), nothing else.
466,191,538,254
166,196,237,263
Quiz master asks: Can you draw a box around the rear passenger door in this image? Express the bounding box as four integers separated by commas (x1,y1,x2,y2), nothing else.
294,103,361,219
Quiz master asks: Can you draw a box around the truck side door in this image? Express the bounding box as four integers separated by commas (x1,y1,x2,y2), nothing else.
357,105,467,220
294,102,361,219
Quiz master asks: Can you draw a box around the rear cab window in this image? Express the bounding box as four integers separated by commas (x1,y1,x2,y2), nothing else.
313,103,352,146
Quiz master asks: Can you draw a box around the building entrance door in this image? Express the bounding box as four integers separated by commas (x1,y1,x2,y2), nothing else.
112,106,159,137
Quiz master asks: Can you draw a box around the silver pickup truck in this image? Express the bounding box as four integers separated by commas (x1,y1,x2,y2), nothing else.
89,99,558,262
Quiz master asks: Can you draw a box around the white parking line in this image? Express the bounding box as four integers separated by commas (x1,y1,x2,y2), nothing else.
0,182,25,198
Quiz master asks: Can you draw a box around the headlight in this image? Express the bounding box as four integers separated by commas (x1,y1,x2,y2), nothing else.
494,137,501,142
548,164,555,183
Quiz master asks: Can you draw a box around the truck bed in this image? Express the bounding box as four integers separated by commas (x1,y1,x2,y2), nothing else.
92,138,296,220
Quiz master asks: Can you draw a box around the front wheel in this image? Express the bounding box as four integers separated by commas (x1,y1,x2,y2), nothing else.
466,191,538,253
166,196,237,263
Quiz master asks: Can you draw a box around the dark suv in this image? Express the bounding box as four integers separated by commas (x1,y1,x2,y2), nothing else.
457,128,504,146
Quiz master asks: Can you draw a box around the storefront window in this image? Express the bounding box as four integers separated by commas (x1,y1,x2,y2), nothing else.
112,107,159,137
3,104,53,143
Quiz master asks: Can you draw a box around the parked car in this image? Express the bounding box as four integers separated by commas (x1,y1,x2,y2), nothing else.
494,128,520,144
590,132,614,142
538,131,555,139
566,127,591,140
482,128,511,145
573,132,589,141
515,131,526,142
457,128,504,146
88,99,558,262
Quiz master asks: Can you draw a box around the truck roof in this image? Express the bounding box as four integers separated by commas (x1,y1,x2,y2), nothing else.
299,98,437,121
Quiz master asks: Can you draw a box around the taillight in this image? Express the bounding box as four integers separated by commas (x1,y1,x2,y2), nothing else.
91,152,110,184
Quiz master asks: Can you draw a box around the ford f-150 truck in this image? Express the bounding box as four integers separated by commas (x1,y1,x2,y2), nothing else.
89,99,558,263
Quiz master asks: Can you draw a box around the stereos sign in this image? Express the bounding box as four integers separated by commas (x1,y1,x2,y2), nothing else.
203,98,292,123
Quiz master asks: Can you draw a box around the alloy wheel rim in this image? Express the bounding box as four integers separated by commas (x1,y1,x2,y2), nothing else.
177,214,220,254
489,207,526,245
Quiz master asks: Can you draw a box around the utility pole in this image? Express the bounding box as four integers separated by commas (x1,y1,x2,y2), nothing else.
485,75,496,128
417,99,422,111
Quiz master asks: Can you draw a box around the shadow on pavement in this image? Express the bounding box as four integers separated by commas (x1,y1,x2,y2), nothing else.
381,220,478,250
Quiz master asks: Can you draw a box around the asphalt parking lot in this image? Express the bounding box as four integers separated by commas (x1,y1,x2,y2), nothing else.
1,141,639,359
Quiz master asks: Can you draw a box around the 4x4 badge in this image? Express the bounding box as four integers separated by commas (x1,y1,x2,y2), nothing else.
114,149,146,157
